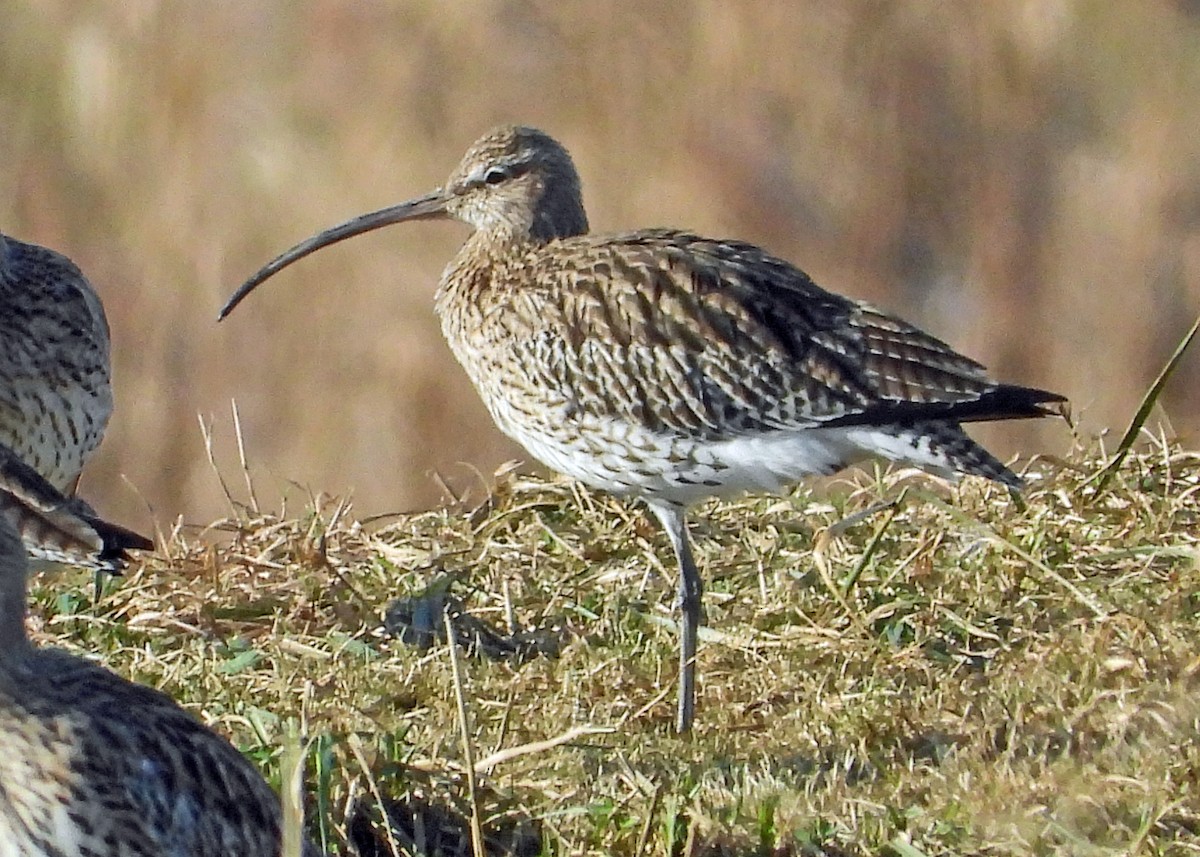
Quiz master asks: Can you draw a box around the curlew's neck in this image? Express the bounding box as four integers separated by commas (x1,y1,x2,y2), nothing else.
434,163,590,324
434,230,510,318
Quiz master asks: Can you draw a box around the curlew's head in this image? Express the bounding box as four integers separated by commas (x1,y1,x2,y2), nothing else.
445,125,587,240
218,125,588,320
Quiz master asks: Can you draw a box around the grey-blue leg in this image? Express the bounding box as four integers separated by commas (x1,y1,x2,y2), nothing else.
648,501,702,734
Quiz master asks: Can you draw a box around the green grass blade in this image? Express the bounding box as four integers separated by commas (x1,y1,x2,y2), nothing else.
1088,312,1200,494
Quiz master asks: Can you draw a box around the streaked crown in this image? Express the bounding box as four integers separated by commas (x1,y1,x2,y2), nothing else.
444,125,589,241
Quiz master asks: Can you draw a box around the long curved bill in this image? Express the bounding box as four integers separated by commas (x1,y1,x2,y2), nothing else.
218,188,449,320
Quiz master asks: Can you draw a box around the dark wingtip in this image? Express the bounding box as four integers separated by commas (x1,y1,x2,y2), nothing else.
928,383,1069,424
997,385,1070,420
96,522,155,562
825,384,1070,429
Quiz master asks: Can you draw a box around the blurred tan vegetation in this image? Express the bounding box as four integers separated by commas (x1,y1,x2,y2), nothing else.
2,1,1199,530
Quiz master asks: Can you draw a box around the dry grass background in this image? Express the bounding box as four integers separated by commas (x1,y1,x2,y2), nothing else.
2,1,1200,531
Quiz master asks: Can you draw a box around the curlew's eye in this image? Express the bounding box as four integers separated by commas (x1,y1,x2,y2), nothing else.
483,166,509,185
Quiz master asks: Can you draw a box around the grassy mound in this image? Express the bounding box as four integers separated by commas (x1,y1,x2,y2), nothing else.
28,438,1200,855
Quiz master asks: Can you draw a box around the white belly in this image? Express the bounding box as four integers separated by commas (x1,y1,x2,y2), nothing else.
488,396,954,507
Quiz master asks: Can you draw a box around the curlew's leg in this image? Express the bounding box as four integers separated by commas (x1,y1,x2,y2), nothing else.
648,501,702,733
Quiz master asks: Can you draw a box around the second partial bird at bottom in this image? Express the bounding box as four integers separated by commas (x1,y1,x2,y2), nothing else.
220,125,1065,734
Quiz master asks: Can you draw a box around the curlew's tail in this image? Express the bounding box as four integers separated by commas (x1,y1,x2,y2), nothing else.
913,420,1026,489
841,420,1029,490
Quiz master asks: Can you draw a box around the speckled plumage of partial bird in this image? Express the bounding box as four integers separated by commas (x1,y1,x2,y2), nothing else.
0,234,112,492
0,443,323,857
219,125,1066,733
0,233,152,570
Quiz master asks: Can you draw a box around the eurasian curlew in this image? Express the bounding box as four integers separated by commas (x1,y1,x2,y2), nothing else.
0,232,152,569
219,125,1065,733
0,442,322,857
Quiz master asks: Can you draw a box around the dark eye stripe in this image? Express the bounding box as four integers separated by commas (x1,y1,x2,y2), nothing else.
473,159,532,189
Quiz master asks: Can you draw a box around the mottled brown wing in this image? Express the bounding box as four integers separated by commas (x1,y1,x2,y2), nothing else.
511,229,1060,440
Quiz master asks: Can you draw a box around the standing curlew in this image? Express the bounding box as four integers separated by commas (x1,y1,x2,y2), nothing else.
219,125,1066,733
0,443,323,857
